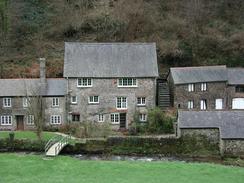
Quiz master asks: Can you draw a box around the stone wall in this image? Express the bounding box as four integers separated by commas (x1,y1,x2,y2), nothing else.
222,140,244,156
67,78,157,129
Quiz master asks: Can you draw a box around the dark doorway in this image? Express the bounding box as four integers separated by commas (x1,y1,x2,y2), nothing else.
16,115,24,131
119,113,126,129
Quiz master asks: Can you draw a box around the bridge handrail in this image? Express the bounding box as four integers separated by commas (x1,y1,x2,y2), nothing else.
45,135,62,153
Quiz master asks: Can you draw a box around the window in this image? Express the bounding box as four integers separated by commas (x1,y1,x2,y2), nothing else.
72,115,80,122
118,78,137,87
236,86,244,93
200,99,207,110
77,78,92,87
27,115,34,125
232,98,244,109
52,98,59,107
98,114,104,122
201,83,207,91
188,100,194,109
188,84,194,92
215,99,223,110
88,96,99,104
1,116,12,125
3,98,11,107
111,113,120,124
116,97,127,109
137,97,146,106
50,115,61,124
23,97,28,108
139,114,147,122
71,96,77,104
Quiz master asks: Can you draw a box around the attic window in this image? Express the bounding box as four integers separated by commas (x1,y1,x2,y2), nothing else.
77,78,92,87
236,86,244,93
118,78,137,87
188,84,194,92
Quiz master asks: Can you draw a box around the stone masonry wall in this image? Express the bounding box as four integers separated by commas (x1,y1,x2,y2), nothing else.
222,140,244,156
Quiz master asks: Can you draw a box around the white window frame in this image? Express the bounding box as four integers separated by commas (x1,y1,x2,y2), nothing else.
137,97,146,106
77,78,92,87
3,98,11,107
88,96,99,104
98,114,104,122
1,115,12,125
188,100,194,109
200,99,207,110
116,97,127,109
201,83,207,91
71,96,77,104
188,84,194,92
23,97,28,108
118,78,137,87
111,113,120,124
139,113,147,122
215,99,223,110
50,115,61,124
27,115,34,125
52,98,59,107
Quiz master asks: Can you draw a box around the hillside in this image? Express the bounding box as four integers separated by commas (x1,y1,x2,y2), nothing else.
0,0,244,78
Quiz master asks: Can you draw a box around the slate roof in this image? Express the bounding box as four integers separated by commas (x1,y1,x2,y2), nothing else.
228,68,244,85
64,42,159,78
0,79,66,97
170,65,228,84
178,111,244,139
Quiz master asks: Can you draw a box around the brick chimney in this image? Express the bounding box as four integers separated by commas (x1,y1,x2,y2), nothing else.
39,58,47,95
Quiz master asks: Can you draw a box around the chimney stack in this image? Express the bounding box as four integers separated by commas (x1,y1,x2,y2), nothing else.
39,58,46,95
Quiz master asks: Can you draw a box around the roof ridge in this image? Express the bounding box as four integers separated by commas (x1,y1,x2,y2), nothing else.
171,65,226,70
65,42,156,45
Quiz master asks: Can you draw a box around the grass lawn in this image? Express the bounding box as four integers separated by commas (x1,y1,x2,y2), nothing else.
0,154,244,183
0,131,57,141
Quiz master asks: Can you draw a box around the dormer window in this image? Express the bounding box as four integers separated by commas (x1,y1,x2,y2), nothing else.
118,78,137,87
201,83,207,91
77,78,92,87
52,98,59,107
236,85,244,93
188,84,194,92
3,98,11,108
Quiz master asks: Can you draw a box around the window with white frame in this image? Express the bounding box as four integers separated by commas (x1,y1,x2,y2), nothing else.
118,78,137,87
52,98,59,107
188,84,194,92
88,96,99,104
77,78,92,87
1,116,12,125
23,97,28,108
71,96,77,104
200,99,207,110
3,98,11,107
111,113,120,124
137,97,146,106
139,114,147,122
215,99,223,110
188,100,194,109
27,115,34,125
50,115,61,124
98,114,104,122
116,97,127,109
201,83,207,91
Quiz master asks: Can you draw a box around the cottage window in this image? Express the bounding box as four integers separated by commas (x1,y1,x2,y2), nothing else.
1,116,12,125
98,114,104,122
118,78,137,87
200,99,207,110
88,96,99,104
215,99,223,110
71,96,77,104
137,97,146,106
116,97,127,109
236,86,244,93
3,98,11,107
187,100,194,109
23,97,28,108
52,98,59,107
72,115,80,122
111,113,120,124
201,83,207,91
77,78,92,87
232,98,244,109
188,84,194,92
27,115,34,125
139,114,147,122
50,115,61,124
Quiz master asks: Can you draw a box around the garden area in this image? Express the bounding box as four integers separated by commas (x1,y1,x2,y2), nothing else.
0,153,244,183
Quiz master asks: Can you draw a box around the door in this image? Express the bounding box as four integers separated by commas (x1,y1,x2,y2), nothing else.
119,113,126,129
232,98,244,109
16,116,24,131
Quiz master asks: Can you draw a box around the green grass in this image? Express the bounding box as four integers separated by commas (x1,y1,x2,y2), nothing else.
0,131,57,141
0,153,244,183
